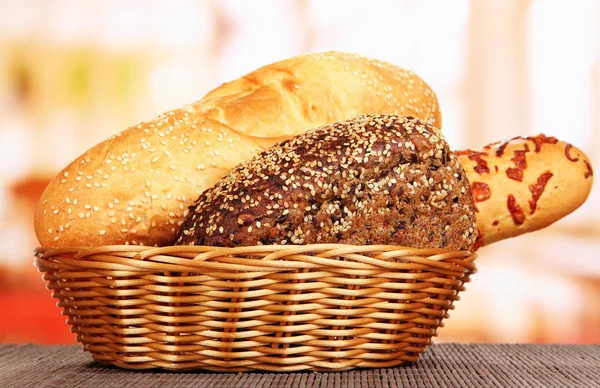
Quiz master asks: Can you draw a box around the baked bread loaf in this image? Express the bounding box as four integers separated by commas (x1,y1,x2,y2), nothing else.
176,114,478,250
34,51,441,248
456,135,594,249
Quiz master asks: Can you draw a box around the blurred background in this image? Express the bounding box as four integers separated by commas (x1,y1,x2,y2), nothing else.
0,0,599,345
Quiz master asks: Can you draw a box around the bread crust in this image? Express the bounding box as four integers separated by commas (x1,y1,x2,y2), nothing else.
177,114,477,250
456,134,594,249
34,51,441,247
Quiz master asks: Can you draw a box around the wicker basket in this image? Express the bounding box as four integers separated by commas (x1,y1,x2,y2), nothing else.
34,244,476,372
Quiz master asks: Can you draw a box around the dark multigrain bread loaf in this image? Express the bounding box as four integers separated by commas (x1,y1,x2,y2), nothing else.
176,114,477,250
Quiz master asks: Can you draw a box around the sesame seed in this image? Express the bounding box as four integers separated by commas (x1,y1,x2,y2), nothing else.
178,106,468,248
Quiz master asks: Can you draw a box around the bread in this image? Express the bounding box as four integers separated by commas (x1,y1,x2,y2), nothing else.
34,51,442,247
176,114,478,250
456,134,594,249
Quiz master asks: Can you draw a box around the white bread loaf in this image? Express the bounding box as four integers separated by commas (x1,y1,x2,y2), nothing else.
457,134,594,249
34,51,442,247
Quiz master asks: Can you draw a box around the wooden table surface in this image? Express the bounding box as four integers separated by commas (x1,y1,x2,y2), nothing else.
1,343,599,387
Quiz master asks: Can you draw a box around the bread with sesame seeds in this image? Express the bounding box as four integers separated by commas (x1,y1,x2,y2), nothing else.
34,51,442,247
176,114,478,250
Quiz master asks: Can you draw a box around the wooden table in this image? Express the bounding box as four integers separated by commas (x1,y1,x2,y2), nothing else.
1,343,598,387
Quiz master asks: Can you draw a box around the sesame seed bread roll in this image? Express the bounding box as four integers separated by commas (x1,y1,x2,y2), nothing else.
34,51,442,247
177,114,477,250
456,135,594,249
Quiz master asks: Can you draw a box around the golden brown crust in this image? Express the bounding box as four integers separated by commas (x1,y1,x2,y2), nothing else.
34,51,441,247
457,134,594,249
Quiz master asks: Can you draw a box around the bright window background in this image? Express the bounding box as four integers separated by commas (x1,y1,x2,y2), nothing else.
0,0,598,344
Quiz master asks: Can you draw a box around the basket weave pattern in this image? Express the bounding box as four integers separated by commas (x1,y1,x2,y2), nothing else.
34,244,476,372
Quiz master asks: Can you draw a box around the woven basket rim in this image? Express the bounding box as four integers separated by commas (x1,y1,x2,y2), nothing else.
34,243,476,275
34,243,473,258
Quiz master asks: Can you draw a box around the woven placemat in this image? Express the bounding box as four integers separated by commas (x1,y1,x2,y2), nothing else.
0,343,598,388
